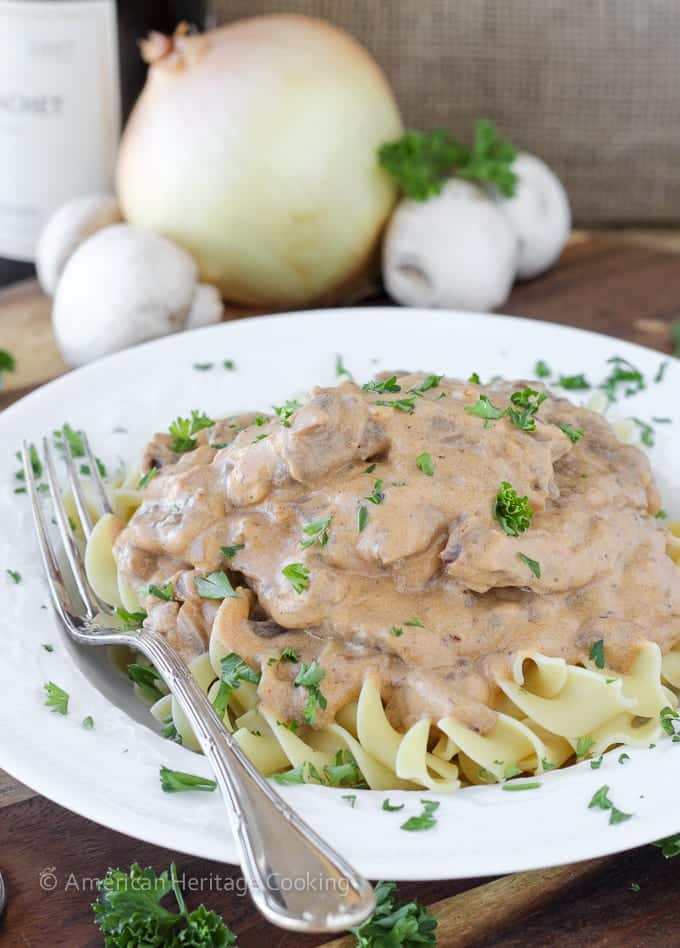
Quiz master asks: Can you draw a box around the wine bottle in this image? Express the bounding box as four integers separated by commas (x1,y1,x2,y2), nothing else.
0,0,206,288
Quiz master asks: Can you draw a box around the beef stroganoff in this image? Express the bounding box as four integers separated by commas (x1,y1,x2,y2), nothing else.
85,372,680,791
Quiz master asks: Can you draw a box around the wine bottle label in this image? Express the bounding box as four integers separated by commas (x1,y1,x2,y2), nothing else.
0,1,120,261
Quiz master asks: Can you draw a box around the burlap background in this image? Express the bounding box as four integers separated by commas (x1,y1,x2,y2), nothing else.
211,1,680,224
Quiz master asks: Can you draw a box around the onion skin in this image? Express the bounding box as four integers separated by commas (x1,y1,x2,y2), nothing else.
117,15,403,308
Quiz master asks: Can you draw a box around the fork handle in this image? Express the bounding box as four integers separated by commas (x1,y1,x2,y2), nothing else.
135,629,375,933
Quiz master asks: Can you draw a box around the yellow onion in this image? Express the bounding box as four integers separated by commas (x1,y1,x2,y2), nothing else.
117,16,402,308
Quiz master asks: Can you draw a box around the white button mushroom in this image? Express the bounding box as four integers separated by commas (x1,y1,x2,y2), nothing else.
383,180,517,312
52,224,223,367
36,194,123,296
495,152,571,279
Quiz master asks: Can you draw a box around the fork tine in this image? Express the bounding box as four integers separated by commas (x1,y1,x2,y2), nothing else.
81,433,112,516
62,440,94,539
22,441,80,626
42,437,99,619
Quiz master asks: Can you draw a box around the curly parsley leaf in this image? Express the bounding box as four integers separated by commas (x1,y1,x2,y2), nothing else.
44,681,69,715
128,663,165,703
557,373,591,391
363,375,401,394
115,607,147,630
375,396,417,414
366,479,385,505
535,360,551,379
507,388,547,432
147,581,175,602
464,395,506,421
382,799,405,812
349,880,437,947
559,423,585,444
195,571,240,600
601,357,645,402
494,482,534,536
654,833,680,858
6,568,21,584
409,374,443,395
588,784,633,825
221,544,245,560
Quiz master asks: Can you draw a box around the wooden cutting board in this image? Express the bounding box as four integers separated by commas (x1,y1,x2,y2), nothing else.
0,230,679,947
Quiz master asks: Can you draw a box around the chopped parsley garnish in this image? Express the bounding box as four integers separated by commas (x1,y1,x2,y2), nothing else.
507,387,547,432
82,716,94,730
6,569,21,584
221,543,244,560
364,463,377,474
115,607,147,630
518,553,540,579
559,422,585,443
127,663,165,703
468,372,481,384
632,418,655,448
375,396,417,413
146,581,174,602
535,360,551,379
382,799,405,812
501,781,541,791
358,505,369,532
557,373,591,391
42,643,54,653
212,653,261,719
401,799,440,831
44,681,69,715
53,422,85,457
223,359,235,370
301,516,332,548
366,479,385,505
464,394,506,421
409,373,443,394
390,627,403,637
274,399,302,427
363,375,401,394
494,482,534,536
405,616,424,628
137,468,157,489
618,753,630,765
159,766,217,793
503,765,523,779
0,349,16,383
195,571,240,600
655,361,669,383
267,647,299,666
653,833,680,858
282,562,310,594
342,794,357,808
656,509,668,519
589,784,632,824
415,452,435,476
589,639,606,669
590,756,604,770
168,410,215,452
673,320,680,358
541,758,557,771
294,661,327,724
192,362,214,371
323,750,363,787
659,705,679,737
349,880,437,947
271,763,306,784
378,120,517,200
601,357,645,401
576,735,595,758
335,354,352,379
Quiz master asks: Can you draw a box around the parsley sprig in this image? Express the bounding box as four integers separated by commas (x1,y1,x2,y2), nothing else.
212,652,261,720
44,681,69,715
282,562,310,594
379,119,518,200
301,516,332,549
92,862,237,947
589,784,632,825
168,410,215,453
349,880,437,947
400,799,440,832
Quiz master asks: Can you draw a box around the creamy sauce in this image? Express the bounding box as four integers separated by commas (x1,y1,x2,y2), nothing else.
114,374,680,734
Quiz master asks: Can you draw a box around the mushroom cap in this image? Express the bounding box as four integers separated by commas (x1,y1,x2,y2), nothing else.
36,194,122,296
53,224,198,367
497,152,571,279
383,180,517,312
185,284,223,329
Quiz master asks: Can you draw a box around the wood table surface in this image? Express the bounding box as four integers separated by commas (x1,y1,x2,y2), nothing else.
1,231,679,948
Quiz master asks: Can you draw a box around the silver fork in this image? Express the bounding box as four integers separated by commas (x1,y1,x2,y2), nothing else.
23,436,375,933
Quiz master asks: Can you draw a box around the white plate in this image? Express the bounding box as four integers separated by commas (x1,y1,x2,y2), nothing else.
1,307,679,880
